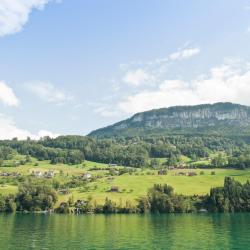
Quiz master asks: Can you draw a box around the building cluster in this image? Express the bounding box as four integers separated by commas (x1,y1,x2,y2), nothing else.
175,172,197,176
0,172,20,177
31,170,56,178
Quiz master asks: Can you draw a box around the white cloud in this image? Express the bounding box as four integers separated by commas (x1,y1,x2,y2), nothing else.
36,129,59,139
0,113,58,140
120,45,200,89
169,47,201,61
117,61,250,114
0,81,19,107
26,82,73,105
247,26,250,33
94,44,202,117
0,0,59,37
94,105,120,118
123,69,151,86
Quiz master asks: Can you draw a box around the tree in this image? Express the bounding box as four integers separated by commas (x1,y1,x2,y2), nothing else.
16,184,58,211
103,198,116,213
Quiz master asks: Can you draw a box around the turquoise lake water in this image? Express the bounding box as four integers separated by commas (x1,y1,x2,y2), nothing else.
0,213,250,249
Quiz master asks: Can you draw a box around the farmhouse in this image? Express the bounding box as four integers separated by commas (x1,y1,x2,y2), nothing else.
110,186,119,192
187,172,197,177
177,172,186,176
0,172,9,177
0,172,20,177
44,170,55,178
32,171,43,177
83,173,92,179
109,163,117,167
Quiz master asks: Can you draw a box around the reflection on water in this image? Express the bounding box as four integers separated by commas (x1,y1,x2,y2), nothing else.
0,213,250,249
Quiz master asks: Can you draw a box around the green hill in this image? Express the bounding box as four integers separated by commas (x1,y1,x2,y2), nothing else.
89,102,250,137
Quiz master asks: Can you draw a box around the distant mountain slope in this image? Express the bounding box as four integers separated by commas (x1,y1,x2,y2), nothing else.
89,102,250,137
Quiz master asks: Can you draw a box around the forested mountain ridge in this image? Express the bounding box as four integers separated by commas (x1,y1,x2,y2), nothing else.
89,102,250,137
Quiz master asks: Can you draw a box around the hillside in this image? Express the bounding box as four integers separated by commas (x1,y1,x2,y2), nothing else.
89,102,250,137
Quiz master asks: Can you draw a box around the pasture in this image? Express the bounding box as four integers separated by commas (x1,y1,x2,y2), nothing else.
1,157,250,205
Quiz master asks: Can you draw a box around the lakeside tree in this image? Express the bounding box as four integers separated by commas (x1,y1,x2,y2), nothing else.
137,184,195,213
16,184,58,212
205,177,250,212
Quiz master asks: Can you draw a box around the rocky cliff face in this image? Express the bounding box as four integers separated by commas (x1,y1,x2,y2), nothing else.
89,103,250,137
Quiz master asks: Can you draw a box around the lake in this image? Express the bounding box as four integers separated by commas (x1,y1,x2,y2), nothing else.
0,213,250,249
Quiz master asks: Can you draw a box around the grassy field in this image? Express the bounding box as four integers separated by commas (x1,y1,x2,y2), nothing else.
1,156,250,206
68,168,250,204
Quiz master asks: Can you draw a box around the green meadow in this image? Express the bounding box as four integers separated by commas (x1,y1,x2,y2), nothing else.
1,156,250,206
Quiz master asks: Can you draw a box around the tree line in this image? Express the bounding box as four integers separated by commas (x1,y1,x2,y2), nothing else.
1,177,250,214
0,135,250,168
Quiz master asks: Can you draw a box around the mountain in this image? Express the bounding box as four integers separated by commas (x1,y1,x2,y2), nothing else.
89,102,250,137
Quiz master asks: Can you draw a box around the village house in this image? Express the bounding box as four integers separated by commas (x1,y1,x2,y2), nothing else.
176,171,197,176
44,170,56,178
0,172,20,177
0,172,9,177
83,173,92,179
109,163,117,167
32,171,43,177
176,172,185,176
110,186,119,192
187,172,197,177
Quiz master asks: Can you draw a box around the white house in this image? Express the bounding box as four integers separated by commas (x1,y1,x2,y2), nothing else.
83,173,92,179
32,171,43,177
44,170,55,178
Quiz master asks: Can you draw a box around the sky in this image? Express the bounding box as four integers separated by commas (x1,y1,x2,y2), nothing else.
1,0,250,139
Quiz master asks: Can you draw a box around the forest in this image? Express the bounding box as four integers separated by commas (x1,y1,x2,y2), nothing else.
0,134,250,169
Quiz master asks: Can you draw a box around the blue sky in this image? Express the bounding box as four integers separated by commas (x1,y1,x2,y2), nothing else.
0,0,250,139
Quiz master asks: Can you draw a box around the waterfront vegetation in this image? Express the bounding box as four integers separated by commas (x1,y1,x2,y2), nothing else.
1,177,250,214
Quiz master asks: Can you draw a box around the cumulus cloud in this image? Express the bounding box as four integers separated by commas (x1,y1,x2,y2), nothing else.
0,0,58,37
169,47,201,61
117,61,250,114
26,82,73,105
120,45,200,89
0,113,58,140
0,81,19,107
123,69,151,86
36,129,59,139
